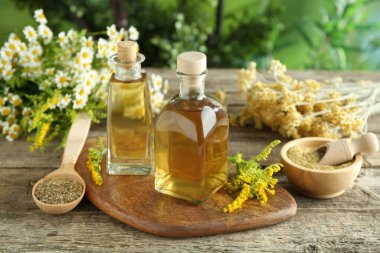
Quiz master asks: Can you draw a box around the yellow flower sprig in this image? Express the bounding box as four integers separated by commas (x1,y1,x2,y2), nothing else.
224,140,282,213
86,138,105,186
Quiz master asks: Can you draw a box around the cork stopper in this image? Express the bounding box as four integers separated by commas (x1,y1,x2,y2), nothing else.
117,41,138,63
177,51,207,75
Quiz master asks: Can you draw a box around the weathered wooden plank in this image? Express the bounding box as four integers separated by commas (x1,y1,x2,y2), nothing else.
0,168,379,252
1,120,379,169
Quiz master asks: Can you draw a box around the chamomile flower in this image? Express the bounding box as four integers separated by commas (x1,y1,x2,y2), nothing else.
79,47,94,63
34,9,47,24
19,51,33,68
8,33,20,42
23,26,38,42
9,124,20,134
4,40,17,52
75,84,89,98
1,46,14,59
98,68,110,84
95,86,108,102
30,43,43,56
73,95,88,109
2,64,15,81
58,94,71,110
44,68,55,76
22,107,32,116
81,36,94,49
58,32,68,47
128,26,139,41
55,71,70,88
38,24,53,44
83,76,96,92
107,25,118,40
10,95,22,107
0,106,11,116
0,96,7,106
18,41,27,53
151,74,163,91
97,38,108,58
67,29,78,41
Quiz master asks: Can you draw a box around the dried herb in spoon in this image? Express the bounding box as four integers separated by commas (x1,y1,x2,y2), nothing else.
34,177,83,205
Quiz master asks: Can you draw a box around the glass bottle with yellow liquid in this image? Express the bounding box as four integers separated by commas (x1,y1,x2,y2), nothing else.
154,51,229,203
107,41,152,175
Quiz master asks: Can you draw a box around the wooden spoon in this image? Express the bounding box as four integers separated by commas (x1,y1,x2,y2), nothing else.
32,112,92,214
318,132,379,166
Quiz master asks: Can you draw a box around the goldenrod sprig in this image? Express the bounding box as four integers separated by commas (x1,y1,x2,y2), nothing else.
224,140,282,213
86,138,105,186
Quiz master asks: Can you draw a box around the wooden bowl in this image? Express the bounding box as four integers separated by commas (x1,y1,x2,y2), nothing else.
280,137,363,199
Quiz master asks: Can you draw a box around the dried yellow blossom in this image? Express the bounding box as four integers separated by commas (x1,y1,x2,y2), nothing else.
236,60,375,139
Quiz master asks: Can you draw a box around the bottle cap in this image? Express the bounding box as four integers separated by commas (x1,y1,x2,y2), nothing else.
177,51,207,75
117,41,138,63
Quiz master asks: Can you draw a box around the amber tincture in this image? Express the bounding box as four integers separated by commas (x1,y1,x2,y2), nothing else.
107,41,152,175
154,52,229,203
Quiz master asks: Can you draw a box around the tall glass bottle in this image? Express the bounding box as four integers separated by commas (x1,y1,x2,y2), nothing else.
154,52,229,203
107,41,152,175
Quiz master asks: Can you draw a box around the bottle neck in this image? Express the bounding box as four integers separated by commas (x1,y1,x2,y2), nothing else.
114,63,142,81
178,72,206,99
110,53,145,81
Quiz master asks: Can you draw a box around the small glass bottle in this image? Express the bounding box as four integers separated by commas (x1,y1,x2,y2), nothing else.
154,51,229,203
107,41,152,175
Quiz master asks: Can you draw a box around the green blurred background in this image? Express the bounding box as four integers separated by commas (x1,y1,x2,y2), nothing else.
1,0,380,70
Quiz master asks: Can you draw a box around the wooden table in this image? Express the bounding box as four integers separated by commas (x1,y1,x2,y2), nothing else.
1,70,379,252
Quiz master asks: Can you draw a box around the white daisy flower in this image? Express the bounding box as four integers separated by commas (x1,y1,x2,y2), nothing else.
81,36,94,49
67,29,78,41
17,42,27,53
6,134,16,142
97,38,108,58
58,94,71,110
39,79,51,90
22,107,32,116
44,68,55,76
1,46,14,59
151,74,163,91
0,106,11,116
79,47,94,63
98,68,110,84
73,95,88,109
58,32,68,47
4,41,17,52
1,121,9,135
8,33,20,42
95,86,108,102
23,26,38,42
38,24,53,44
75,84,89,98
2,64,15,81
83,77,96,92
10,95,22,107
107,25,118,40
34,9,47,24
54,71,70,88
0,96,7,106
19,51,33,67
30,43,43,56
9,124,20,134
128,26,139,41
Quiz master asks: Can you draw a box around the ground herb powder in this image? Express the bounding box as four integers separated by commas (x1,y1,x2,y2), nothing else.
35,177,83,205
287,146,353,170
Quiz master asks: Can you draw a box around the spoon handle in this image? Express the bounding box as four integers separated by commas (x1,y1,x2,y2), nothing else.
61,112,92,170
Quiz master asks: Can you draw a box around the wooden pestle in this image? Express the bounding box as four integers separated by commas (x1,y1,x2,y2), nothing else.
318,133,379,165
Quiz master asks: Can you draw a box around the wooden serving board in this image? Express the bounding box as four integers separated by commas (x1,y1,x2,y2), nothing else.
75,138,297,238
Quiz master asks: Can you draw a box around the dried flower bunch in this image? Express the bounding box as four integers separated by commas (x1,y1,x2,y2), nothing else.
0,9,168,149
237,60,380,139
